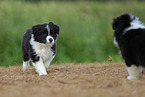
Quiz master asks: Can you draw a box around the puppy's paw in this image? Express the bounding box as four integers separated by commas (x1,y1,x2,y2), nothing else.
38,71,47,76
23,62,30,72
127,76,139,80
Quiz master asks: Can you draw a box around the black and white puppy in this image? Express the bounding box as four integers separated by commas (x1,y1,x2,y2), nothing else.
22,22,59,75
113,13,145,80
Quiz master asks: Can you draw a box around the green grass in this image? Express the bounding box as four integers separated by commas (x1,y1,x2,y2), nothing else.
0,1,145,66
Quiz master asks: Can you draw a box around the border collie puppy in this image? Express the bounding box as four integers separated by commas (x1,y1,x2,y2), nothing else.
22,22,59,75
112,13,145,80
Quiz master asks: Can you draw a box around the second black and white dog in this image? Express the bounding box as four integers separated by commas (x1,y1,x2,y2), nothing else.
22,22,59,75
113,13,145,80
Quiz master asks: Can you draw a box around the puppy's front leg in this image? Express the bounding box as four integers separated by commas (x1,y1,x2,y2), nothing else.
32,58,47,76
44,56,55,69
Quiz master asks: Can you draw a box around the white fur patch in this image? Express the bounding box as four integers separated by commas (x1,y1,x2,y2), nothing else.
127,65,139,80
124,15,145,34
23,60,30,71
113,37,119,48
126,65,145,80
46,25,50,34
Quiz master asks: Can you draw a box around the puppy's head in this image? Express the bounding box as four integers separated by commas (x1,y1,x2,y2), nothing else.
32,22,59,45
112,13,135,35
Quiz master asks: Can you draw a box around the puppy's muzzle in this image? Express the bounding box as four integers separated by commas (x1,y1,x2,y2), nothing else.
46,36,54,44
49,38,53,43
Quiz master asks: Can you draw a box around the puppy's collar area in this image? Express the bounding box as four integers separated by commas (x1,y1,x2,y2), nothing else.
123,16,145,35
128,13,135,21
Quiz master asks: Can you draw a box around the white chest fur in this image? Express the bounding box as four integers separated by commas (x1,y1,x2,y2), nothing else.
30,38,54,62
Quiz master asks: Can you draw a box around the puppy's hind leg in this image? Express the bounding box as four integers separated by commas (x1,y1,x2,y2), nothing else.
23,60,30,72
22,52,30,72
126,65,140,80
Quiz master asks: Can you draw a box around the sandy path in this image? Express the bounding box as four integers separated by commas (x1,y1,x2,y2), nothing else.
0,63,145,97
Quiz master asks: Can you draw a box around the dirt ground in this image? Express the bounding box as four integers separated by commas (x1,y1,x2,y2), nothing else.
0,63,145,97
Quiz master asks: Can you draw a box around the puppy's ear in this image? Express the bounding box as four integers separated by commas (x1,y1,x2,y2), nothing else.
48,22,54,27
112,19,127,33
32,25,39,35
54,24,60,35
49,22,60,35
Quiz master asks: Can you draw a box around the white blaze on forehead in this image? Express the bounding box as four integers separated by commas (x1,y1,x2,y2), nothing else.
46,24,50,34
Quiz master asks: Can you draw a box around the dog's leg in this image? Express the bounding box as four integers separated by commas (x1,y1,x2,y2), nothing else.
126,65,140,80
23,60,30,71
32,58,47,76
44,56,55,69
44,60,51,69
22,49,30,71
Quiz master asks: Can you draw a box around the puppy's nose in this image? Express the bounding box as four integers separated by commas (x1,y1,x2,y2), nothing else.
49,38,53,43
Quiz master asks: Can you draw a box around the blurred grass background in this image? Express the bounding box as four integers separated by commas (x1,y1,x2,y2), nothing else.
0,0,145,66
